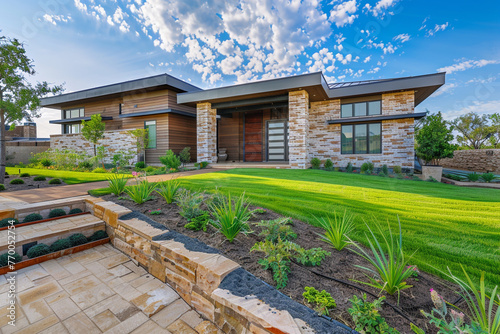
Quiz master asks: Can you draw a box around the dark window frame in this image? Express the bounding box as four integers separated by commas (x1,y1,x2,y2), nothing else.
341,122,382,155
63,107,85,119
144,120,157,149
341,100,381,118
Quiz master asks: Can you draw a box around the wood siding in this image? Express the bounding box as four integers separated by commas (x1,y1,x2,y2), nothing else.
168,113,197,160
66,100,122,130
122,90,196,115
218,114,241,162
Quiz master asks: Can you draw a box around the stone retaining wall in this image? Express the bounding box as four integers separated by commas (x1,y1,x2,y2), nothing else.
440,149,500,173
6,141,50,164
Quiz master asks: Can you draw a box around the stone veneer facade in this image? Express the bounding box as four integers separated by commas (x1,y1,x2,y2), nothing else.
288,91,310,169
441,149,500,174
196,102,217,163
50,129,137,164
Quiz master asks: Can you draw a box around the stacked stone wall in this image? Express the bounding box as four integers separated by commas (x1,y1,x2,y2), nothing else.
441,149,500,173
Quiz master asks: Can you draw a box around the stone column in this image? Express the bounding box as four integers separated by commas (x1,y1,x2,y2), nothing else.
197,102,217,163
288,90,310,169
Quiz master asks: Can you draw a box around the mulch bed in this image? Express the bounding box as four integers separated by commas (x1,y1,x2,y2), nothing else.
2,175,67,192
102,193,464,334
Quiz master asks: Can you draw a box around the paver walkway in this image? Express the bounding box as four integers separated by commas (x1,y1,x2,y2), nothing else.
0,169,218,204
0,244,216,333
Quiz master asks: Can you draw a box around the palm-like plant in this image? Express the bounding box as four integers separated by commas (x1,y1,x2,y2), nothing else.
107,174,128,196
125,180,156,204
155,179,180,204
209,192,251,242
349,219,415,302
315,211,355,251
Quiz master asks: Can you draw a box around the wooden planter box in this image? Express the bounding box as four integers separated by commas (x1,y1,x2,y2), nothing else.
0,238,110,275
0,212,89,232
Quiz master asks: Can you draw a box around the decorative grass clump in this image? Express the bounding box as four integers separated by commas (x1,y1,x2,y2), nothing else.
23,213,43,223
88,230,108,242
26,244,51,259
0,252,22,267
48,208,67,218
10,178,24,185
68,233,88,247
0,218,19,227
69,208,83,214
33,175,46,181
49,239,72,252
20,173,30,177
48,178,62,184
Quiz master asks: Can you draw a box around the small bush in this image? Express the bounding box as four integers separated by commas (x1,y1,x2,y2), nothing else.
92,167,107,173
10,178,24,185
382,164,389,176
40,158,52,167
125,180,156,204
88,230,108,242
256,217,297,243
48,208,66,218
396,173,405,179
209,193,252,242
27,244,51,259
20,173,30,177
295,248,330,266
156,180,181,204
0,252,22,267
348,294,399,334
4,172,8,175
23,213,43,223
378,171,387,177
48,178,62,184
303,287,336,316
0,218,19,227
310,158,321,169
49,239,71,252
69,208,83,214
324,159,333,171
159,150,181,170
78,160,93,169
144,166,156,173
179,147,191,165
444,173,463,181
135,161,146,169
69,233,88,247
251,239,297,289
466,172,480,182
177,190,205,220
33,175,46,181
360,162,374,174
0,184,4,191
200,161,209,168
107,174,128,196
426,176,438,182
412,176,422,181
184,211,211,231
480,172,496,183
393,165,402,174
346,162,353,173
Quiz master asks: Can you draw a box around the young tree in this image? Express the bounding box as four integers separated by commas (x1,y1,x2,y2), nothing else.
127,128,149,163
81,114,105,157
415,112,457,165
489,113,500,148
0,36,63,184
451,112,492,149
179,147,191,168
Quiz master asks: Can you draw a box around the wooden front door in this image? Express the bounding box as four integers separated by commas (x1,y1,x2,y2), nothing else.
244,111,263,162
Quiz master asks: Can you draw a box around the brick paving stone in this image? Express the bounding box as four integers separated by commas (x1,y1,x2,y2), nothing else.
167,319,198,334
63,312,101,334
151,298,191,328
47,297,81,320
131,320,172,334
22,299,53,324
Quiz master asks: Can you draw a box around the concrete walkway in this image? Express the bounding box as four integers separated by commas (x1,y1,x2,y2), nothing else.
0,169,218,204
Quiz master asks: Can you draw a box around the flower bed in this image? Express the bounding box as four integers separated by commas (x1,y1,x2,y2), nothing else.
1,174,66,191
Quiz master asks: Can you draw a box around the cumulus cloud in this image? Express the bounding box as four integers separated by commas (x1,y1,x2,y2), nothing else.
364,0,398,17
329,0,358,27
437,59,500,74
42,14,71,25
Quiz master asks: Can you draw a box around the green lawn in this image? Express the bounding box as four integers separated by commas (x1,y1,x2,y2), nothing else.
6,167,131,185
176,169,500,288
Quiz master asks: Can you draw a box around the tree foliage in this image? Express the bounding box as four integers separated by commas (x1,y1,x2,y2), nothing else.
0,35,63,184
451,112,493,149
81,114,105,156
127,128,148,162
415,112,457,165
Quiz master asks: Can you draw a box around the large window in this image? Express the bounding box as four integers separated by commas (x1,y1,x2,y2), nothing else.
145,120,157,148
341,123,381,154
341,100,381,118
64,123,81,134
64,108,84,119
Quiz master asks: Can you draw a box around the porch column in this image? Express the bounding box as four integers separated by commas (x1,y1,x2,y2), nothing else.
288,90,310,169
196,102,217,163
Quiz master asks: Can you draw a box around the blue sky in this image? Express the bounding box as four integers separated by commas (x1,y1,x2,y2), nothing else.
2,0,500,137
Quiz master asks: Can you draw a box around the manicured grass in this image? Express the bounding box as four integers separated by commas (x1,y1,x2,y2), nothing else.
175,169,500,289
6,167,131,185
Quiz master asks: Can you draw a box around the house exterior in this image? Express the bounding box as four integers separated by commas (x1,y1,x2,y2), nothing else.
41,71,445,170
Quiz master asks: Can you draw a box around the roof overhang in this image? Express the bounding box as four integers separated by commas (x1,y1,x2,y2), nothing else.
49,116,113,124
118,109,195,118
327,112,428,124
41,74,201,109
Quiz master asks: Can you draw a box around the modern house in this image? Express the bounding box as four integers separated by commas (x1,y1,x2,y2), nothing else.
41,71,445,170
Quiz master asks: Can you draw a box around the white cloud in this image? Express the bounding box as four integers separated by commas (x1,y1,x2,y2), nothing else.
442,100,500,120
329,0,358,27
42,14,71,25
74,0,88,13
437,59,500,74
393,33,410,43
368,67,380,74
363,56,371,63
364,0,398,17
426,22,449,36
432,83,456,97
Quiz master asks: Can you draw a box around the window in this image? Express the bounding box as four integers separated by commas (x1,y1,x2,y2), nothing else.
145,120,156,148
64,123,81,134
341,123,381,154
341,100,381,118
64,108,84,119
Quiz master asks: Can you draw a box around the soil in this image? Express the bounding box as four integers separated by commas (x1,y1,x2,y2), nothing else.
2,175,67,192
102,193,464,334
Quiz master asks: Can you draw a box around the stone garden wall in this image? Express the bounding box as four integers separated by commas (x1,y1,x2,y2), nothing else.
440,149,500,173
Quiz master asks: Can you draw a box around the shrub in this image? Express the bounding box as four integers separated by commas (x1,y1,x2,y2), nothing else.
444,173,463,181
0,184,4,191
426,176,438,182
48,208,67,218
49,239,71,252
349,219,415,301
378,171,387,177
88,230,108,242
68,233,88,247
382,164,389,176
200,161,209,168
412,176,422,181
69,208,83,214
4,172,7,175
125,180,156,204
27,244,51,259
23,213,43,223
184,211,211,231
303,287,336,316
315,211,355,251
360,162,374,174
159,150,181,170
179,147,191,165
256,217,297,243
348,294,400,334
177,190,205,220
0,252,22,267
107,174,128,196
135,161,146,169
310,158,321,169
209,193,252,242
48,178,62,184
466,172,480,182
324,159,334,171
393,165,402,174
10,178,24,185
92,167,107,173
295,247,330,266
144,166,156,173
40,158,52,167
155,180,181,204
33,175,46,181
480,172,496,183
20,173,30,177
0,218,19,227
346,162,353,173
77,160,92,170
